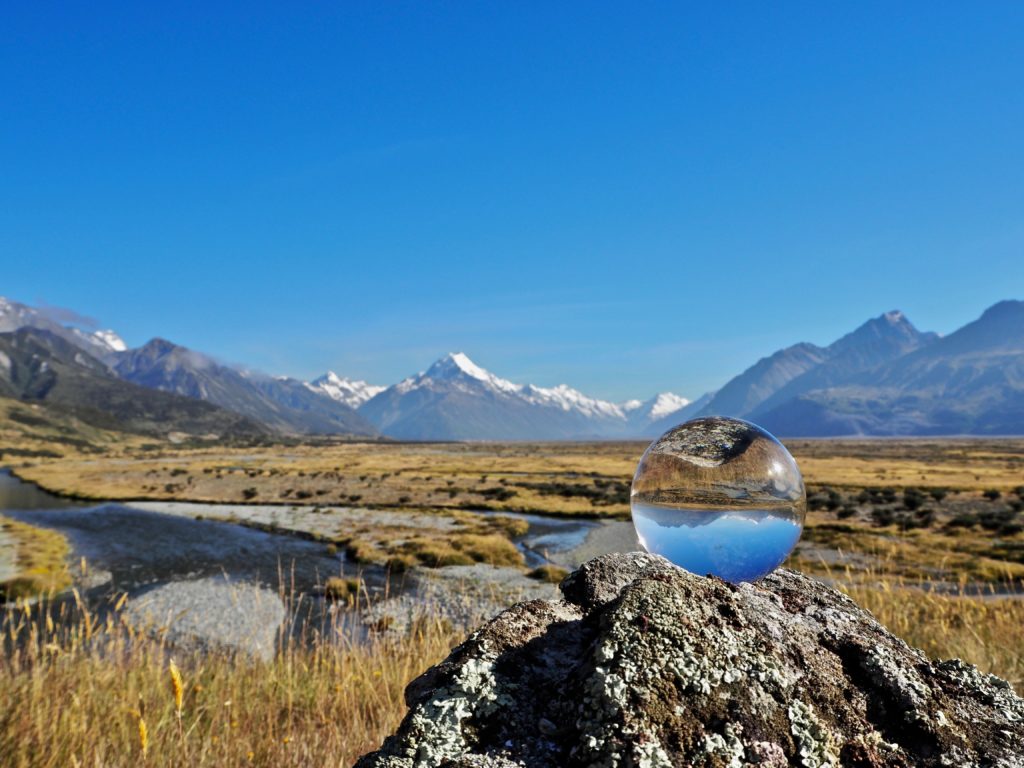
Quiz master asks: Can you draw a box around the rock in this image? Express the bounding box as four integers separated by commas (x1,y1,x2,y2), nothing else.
124,576,285,661
356,552,1024,768
363,564,558,637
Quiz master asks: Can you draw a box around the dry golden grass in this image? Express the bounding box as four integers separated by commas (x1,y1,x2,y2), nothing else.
11,438,1024,520
792,514,1024,584
0,591,463,768
0,517,71,600
1,558,1021,768
787,438,1024,490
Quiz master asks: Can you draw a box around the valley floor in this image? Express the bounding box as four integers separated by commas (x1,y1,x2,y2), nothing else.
5,436,1024,585
1,436,1023,765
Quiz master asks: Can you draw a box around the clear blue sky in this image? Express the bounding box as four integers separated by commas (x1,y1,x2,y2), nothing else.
2,3,1022,401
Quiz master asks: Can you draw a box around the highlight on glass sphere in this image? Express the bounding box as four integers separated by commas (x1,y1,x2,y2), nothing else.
630,416,806,583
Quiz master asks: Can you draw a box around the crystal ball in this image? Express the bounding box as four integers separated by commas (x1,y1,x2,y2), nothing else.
631,416,806,583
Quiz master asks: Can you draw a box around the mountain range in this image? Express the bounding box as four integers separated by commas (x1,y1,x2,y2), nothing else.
0,328,265,439
1,295,1022,439
358,352,679,440
111,339,377,436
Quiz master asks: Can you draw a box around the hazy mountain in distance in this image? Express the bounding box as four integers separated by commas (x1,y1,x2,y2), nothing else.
306,372,385,409
0,328,266,438
695,343,829,419
358,352,657,440
113,339,378,437
758,301,1024,435
748,311,938,420
0,296,126,359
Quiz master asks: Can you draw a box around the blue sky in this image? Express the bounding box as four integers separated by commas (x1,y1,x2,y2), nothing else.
2,3,1022,401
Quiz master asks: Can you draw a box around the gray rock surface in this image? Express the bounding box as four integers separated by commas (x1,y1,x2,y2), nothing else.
363,564,558,636
357,552,1024,768
125,576,284,661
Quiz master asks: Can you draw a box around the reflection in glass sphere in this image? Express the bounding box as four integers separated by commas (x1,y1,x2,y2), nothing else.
630,417,806,583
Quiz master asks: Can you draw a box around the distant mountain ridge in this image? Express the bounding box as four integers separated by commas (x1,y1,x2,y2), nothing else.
0,328,265,439
306,372,385,409
763,301,1024,435
112,339,378,437
0,297,126,359
744,311,939,421
3,294,1022,438
695,303,1024,436
358,352,682,440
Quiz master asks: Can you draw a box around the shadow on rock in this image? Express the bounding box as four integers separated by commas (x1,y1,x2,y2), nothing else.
357,552,1024,768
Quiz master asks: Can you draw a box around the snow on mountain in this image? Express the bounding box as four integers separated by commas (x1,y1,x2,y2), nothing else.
521,383,628,419
93,329,127,352
621,392,692,433
0,296,126,357
397,352,523,397
392,352,627,418
646,392,691,420
306,371,386,409
359,352,692,439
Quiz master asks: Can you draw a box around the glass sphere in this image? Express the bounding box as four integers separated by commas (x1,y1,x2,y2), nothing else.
631,416,806,583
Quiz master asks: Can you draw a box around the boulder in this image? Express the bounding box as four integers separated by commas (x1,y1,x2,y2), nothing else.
356,552,1024,767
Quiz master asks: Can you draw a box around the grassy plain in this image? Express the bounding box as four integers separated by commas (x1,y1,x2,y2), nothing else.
7,436,1024,585
2,429,1024,765
8,436,1024,509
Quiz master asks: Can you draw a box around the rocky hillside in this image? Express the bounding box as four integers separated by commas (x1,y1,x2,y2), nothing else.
112,339,378,437
0,329,266,440
358,552,1024,767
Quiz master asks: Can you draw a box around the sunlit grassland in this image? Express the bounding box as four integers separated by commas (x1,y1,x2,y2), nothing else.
1,592,465,768
11,439,1024,517
0,517,71,601
793,517,1024,584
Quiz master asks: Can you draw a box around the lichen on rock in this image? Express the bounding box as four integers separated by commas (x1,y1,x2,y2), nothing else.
356,552,1024,768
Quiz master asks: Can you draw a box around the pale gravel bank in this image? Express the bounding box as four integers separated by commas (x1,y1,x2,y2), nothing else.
125,575,286,661
130,500,468,540
0,522,17,584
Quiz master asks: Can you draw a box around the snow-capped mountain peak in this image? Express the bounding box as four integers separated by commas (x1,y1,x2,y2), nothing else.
432,352,491,381
306,371,386,409
647,392,691,420
620,392,692,429
410,352,521,396
0,296,126,357
93,329,127,352
369,352,693,438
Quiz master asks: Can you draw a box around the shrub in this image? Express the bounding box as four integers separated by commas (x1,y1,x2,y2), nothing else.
836,505,858,520
323,576,361,601
528,565,570,583
903,488,925,511
479,487,517,502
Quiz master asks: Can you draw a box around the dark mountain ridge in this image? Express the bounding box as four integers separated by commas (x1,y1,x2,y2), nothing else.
112,339,378,437
0,329,266,439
